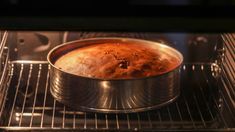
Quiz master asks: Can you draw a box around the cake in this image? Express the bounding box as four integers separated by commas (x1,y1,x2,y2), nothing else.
54,42,180,79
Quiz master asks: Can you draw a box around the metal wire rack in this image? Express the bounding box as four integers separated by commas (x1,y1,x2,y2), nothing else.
221,34,235,123
0,61,234,131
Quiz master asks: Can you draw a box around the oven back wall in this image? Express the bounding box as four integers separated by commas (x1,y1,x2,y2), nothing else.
10,31,222,64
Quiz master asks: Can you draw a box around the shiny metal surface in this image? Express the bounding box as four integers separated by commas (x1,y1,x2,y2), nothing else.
47,38,183,113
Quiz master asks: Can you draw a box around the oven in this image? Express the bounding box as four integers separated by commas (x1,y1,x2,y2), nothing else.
0,1,234,131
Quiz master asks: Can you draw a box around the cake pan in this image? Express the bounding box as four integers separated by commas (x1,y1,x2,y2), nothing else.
47,38,183,113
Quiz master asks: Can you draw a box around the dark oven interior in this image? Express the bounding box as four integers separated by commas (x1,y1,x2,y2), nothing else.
0,31,234,131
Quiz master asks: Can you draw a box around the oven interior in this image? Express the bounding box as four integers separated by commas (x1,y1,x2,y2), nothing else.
0,31,234,131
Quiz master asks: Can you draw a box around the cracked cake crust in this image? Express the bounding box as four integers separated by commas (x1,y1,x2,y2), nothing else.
54,43,180,79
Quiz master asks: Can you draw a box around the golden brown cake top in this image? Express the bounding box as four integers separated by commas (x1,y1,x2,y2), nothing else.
54,43,180,79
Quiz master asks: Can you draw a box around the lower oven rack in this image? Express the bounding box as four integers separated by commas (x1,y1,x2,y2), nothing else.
0,61,234,131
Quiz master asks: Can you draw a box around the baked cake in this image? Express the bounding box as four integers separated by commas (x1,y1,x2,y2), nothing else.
54,43,180,79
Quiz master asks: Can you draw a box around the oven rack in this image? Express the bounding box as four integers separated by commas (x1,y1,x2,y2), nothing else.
0,61,234,131
221,34,235,118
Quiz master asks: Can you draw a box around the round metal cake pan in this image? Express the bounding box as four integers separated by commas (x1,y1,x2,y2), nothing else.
47,38,183,113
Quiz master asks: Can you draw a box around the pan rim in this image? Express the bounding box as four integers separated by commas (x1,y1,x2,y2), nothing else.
47,37,183,81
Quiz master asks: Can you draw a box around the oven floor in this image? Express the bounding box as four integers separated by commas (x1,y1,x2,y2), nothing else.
0,62,234,131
